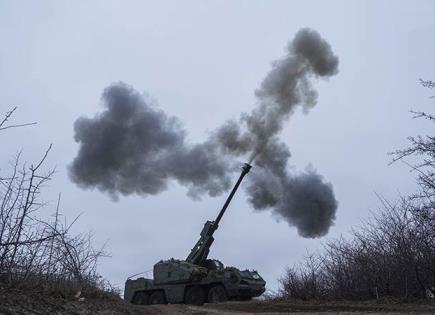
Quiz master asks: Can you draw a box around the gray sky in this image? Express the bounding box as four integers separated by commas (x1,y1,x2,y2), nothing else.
1,0,434,292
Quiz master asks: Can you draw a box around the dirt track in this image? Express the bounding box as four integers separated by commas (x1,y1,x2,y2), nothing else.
135,300,435,315
1,290,434,315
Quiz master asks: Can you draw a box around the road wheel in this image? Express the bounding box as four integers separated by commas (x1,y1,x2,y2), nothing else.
207,285,228,303
149,291,166,305
185,285,205,305
132,291,149,305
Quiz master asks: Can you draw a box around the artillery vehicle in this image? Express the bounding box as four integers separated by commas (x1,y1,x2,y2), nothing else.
124,163,266,305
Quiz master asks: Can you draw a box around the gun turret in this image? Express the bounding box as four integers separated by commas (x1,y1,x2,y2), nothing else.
186,163,252,266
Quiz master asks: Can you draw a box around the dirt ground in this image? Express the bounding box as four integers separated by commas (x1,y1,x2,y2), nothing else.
138,300,435,315
1,291,434,315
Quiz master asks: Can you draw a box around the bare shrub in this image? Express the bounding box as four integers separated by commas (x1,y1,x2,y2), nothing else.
0,108,111,299
280,80,435,300
280,197,434,300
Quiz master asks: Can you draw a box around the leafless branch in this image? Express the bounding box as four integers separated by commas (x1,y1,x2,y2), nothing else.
0,107,37,131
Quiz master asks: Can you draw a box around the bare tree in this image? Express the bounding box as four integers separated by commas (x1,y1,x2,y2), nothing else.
0,108,110,298
280,80,435,300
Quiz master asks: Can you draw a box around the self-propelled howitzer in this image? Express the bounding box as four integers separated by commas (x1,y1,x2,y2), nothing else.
124,163,266,305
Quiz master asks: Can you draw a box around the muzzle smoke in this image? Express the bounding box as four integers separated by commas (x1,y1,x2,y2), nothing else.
70,84,232,199
70,28,339,238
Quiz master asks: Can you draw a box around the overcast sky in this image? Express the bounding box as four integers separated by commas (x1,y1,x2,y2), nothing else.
1,0,434,292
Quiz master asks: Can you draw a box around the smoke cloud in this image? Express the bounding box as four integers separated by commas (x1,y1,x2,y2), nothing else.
70,28,339,238
213,28,339,237
247,167,337,238
69,83,232,199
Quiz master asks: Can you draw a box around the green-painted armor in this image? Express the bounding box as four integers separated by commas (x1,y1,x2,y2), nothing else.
124,163,266,305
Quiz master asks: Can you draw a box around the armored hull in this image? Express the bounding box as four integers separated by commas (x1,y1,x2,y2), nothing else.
124,163,266,305
124,259,265,305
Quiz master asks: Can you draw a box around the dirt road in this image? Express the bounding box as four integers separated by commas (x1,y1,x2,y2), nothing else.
1,290,433,315
135,300,435,315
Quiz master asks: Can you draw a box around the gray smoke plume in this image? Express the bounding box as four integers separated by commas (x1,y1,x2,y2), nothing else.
247,167,337,238
214,28,339,162
212,28,339,237
69,83,232,199
70,28,339,238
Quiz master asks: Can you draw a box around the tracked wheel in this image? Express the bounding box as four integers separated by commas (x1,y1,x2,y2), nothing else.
132,291,149,305
207,285,228,303
185,285,205,305
149,291,166,305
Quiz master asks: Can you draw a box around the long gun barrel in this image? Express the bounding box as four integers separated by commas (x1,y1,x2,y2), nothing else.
214,163,252,226
186,163,252,266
